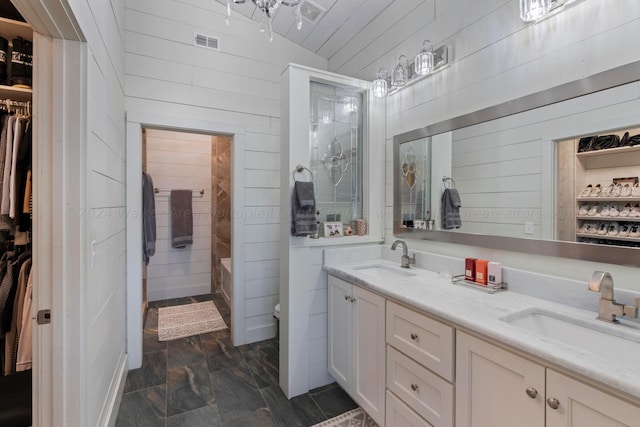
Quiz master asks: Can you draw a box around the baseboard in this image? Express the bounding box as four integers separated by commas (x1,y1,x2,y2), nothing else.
100,351,128,427
148,284,211,302
244,321,277,343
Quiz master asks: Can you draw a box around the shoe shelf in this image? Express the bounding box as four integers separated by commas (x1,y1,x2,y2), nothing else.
577,145,640,158
576,216,640,222
576,233,640,243
0,17,32,43
0,85,31,102
577,197,640,202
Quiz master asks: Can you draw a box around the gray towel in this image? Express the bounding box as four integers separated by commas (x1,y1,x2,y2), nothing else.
142,172,156,264
291,181,318,236
295,181,315,208
171,190,193,248
442,188,462,230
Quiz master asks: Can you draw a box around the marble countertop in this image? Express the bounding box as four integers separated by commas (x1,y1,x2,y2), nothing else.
323,259,640,402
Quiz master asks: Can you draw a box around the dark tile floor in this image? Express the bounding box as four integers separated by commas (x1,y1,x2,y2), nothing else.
115,293,358,427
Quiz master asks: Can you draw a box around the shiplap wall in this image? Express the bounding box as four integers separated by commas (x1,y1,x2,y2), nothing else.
145,129,212,300
450,125,549,239
124,0,327,344
66,0,128,425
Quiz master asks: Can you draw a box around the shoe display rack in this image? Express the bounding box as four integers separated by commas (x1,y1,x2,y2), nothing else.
575,132,640,247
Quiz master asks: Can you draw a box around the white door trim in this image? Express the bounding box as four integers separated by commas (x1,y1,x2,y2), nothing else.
125,112,247,368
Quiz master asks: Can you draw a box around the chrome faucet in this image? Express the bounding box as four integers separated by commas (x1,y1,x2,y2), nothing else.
588,271,639,323
391,239,416,268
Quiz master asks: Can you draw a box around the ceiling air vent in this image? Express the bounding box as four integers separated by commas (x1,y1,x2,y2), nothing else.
299,0,324,23
194,32,220,51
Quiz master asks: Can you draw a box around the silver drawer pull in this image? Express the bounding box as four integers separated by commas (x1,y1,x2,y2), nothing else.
410,333,419,340
547,398,560,410
410,383,419,392
525,387,538,399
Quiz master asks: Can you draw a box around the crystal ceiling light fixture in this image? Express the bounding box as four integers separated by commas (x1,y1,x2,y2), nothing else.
226,0,303,42
391,55,409,88
372,68,388,98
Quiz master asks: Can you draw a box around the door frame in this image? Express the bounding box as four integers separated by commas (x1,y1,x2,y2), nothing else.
125,112,246,368
11,0,86,425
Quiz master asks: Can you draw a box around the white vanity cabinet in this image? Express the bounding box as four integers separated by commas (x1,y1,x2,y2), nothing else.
327,275,386,426
456,331,640,427
386,301,455,427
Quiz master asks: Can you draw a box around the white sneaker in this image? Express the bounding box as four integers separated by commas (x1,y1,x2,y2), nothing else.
632,183,640,197
621,183,632,197
612,184,623,197
619,203,632,217
609,204,620,217
600,204,610,217
602,183,615,197
580,184,593,197
630,203,640,217
578,204,590,216
607,222,620,236
629,224,640,238
597,222,608,235
619,223,631,237
592,184,603,197
587,204,600,216
587,222,599,235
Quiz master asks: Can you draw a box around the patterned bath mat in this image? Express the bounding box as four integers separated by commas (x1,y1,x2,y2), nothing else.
158,301,227,341
312,408,378,427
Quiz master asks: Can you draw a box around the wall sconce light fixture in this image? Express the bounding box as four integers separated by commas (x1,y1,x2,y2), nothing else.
391,55,409,88
415,40,435,76
373,68,388,98
519,0,567,22
371,43,448,97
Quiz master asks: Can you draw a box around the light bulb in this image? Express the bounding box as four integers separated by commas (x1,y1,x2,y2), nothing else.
372,68,388,98
519,0,551,22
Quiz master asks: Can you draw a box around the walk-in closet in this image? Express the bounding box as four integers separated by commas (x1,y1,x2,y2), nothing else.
0,5,34,427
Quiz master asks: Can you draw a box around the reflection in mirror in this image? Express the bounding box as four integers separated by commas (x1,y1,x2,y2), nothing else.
398,138,431,230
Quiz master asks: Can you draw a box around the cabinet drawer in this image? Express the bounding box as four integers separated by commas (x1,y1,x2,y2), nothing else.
387,346,454,427
386,390,434,427
386,300,454,381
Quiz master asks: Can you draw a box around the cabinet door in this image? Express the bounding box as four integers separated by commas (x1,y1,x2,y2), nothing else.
353,285,386,426
456,332,545,427
546,370,640,427
327,276,352,391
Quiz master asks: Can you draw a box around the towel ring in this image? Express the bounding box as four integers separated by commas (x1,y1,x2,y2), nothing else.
293,164,314,182
442,176,456,189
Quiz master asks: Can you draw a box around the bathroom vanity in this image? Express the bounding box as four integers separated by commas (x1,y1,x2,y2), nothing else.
324,251,640,427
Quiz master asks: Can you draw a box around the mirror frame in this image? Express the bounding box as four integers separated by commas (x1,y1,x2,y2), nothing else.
393,60,640,267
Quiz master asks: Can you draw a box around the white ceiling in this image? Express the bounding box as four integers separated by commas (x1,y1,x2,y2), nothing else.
217,0,396,60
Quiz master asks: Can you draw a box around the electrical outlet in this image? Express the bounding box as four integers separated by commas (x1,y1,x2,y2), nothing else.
524,222,534,235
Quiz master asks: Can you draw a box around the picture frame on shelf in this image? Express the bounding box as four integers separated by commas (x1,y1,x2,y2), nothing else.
324,221,343,237
613,176,638,186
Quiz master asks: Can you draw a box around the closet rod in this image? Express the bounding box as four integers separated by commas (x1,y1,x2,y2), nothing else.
154,188,205,196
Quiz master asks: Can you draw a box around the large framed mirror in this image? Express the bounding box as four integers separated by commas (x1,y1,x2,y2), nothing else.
394,61,640,266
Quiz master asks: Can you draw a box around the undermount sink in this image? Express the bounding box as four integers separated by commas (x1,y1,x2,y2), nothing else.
502,308,640,366
352,264,418,280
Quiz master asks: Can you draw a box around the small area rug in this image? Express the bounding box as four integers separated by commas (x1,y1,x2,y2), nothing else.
312,408,378,427
158,301,227,341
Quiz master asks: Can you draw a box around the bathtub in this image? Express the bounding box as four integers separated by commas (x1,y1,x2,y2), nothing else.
220,257,232,307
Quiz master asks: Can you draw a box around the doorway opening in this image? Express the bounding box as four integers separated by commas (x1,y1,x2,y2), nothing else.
142,128,233,313
126,115,247,369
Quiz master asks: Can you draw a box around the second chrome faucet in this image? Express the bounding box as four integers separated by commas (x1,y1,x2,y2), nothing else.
391,239,416,268
588,271,639,323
